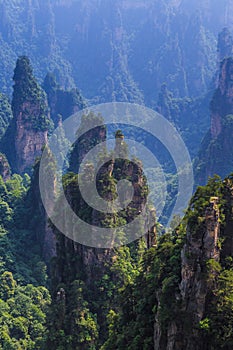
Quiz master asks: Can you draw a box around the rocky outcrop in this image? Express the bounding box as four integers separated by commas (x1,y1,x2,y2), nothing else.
58,129,156,281
154,197,220,350
51,127,157,316
195,57,233,185
219,178,233,258
69,112,107,173
217,28,233,63
15,102,48,174
178,197,220,349
25,157,56,263
43,73,86,126
211,57,233,138
0,153,10,181
50,120,156,346
1,0,233,103
43,224,56,262
8,56,52,174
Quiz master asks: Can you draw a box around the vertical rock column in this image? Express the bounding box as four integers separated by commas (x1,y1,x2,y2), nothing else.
179,197,220,350
154,197,220,350
11,56,51,174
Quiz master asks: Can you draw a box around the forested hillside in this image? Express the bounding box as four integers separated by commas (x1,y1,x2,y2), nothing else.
0,1,233,350
1,0,232,160
0,0,232,103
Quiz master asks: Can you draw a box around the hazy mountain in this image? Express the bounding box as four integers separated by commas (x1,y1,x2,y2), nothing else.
0,0,232,104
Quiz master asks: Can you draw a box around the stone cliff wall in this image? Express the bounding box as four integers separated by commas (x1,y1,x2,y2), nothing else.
0,153,10,181
154,197,220,350
57,133,155,283
195,57,233,185
211,57,233,138
15,102,48,174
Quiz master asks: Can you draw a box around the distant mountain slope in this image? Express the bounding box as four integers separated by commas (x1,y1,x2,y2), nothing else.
195,57,233,185
0,0,232,103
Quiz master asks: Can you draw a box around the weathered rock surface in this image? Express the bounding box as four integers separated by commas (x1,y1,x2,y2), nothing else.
154,197,220,350
15,102,48,174
211,58,233,138
195,57,233,185
0,153,10,181
54,126,156,286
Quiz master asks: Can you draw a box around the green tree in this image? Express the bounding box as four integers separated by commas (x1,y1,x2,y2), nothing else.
12,56,52,132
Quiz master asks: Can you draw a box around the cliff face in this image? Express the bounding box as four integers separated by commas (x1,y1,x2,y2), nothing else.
178,198,220,350
153,172,233,349
0,0,231,102
0,153,10,181
69,113,107,174
49,122,156,347
195,57,233,185
57,128,154,282
15,102,48,174
217,28,233,63
43,73,86,126
1,57,56,261
35,161,57,262
154,197,220,350
5,56,52,174
211,58,233,138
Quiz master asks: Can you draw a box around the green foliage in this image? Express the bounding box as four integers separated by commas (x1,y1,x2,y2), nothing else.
0,272,16,301
206,259,222,283
47,280,99,349
0,274,51,350
186,175,225,231
12,56,52,132
200,269,233,348
69,112,106,173
43,72,86,124
101,175,233,349
0,169,49,285
110,246,139,289
67,280,99,349
101,228,184,349
0,162,52,347
0,94,12,141
43,73,58,96
156,81,211,159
